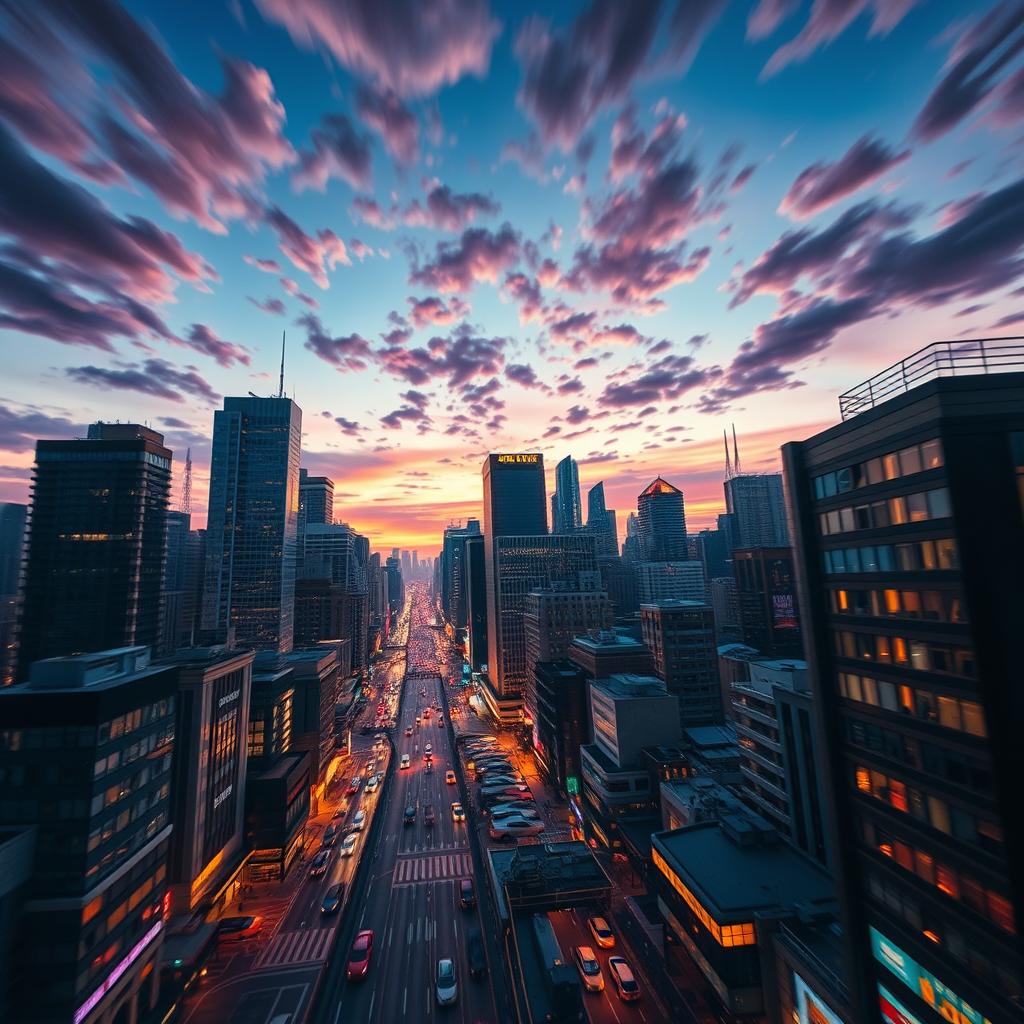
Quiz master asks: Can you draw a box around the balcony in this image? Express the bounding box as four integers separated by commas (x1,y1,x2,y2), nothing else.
839,337,1024,420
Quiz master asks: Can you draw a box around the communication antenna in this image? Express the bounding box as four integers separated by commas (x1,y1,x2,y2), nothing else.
277,330,286,398
181,448,192,515
732,423,742,476
723,429,733,479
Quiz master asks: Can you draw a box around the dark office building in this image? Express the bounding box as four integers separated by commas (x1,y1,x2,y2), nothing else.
533,660,588,795
783,344,1024,1024
163,647,253,916
385,555,404,615
283,646,341,794
244,751,311,881
0,502,26,597
440,519,481,630
636,477,687,561
552,454,582,533
724,471,790,549
160,510,206,654
696,527,730,581
0,647,176,1024
17,423,172,678
294,577,349,647
299,468,334,527
586,481,619,559
465,533,488,672
248,653,296,764
733,547,803,656
203,396,301,653
481,453,547,704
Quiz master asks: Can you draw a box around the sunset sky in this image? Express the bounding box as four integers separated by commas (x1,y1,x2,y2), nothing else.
2,0,1022,552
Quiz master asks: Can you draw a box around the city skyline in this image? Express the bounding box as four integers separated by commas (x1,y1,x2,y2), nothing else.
2,0,1021,550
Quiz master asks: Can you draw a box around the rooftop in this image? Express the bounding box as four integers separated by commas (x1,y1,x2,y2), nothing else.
640,599,710,611
569,630,646,652
591,673,669,699
14,646,165,692
653,819,835,918
640,476,682,497
838,336,1024,420
683,724,737,749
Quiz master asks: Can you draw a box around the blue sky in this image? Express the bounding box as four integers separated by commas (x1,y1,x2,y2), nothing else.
1,0,1022,549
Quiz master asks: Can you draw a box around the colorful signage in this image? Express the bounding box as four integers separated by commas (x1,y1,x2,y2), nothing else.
74,920,163,1024
794,974,846,1024
870,928,992,1024
879,985,925,1024
496,453,539,464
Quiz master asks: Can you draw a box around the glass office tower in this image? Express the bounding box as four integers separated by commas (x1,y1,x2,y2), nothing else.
203,397,301,653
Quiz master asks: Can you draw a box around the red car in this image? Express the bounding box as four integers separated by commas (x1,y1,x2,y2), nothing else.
347,929,374,981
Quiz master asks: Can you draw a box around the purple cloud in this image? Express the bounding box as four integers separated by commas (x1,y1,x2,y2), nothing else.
409,223,520,292
182,324,251,367
300,313,373,371
779,135,911,219
376,324,506,387
335,416,363,435
598,352,714,407
747,0,799,39
356,85,419,165
408,295,469,328
254,0,500,97
67,358,219,405
505,362,541,388
293,114,373,192
0,404,77,451
249,295,287,316
402,185,500,231
264,206,350,288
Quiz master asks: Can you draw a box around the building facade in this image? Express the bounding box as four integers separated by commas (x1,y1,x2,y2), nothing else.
724,472,790,549
16,424,172,678
636,477,687,561
552,455,582,533
634,559,706,604
733,547,803,656
203,397,301,653
783,355,1024,1024
585,481,619,558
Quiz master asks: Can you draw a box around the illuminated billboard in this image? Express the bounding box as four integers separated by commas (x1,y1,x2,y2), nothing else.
794,974,846,1024
496,453,540,464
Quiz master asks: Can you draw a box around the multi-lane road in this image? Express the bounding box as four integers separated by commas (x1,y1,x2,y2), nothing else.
322,584,500,1024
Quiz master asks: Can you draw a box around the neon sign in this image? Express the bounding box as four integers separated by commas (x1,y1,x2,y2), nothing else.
74,919,163,1024
496,454,539,464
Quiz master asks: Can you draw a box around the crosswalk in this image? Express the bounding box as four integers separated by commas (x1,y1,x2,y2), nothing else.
253,926,335,969
392,851,473,885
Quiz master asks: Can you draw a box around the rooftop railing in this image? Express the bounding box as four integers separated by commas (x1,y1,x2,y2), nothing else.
838,337,1024,420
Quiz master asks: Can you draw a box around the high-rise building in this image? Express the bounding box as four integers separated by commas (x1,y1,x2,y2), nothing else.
482,452,547,709
710,576,742,644
299,469,334,528
637,477,687,561
16,423,172,678
485,533,599,721
440,519,481,629
161,647,253,915
203,396,301,653
695,527,729,580
465,534,488,672
0,502,26,597
621,511,642,562
634,559,705,604
782,344,1024,1024
733,547,803,656
552,454,583,533
385,555,403,616
724,472,789,550
0,647,176,1024
159,510,191,654
641,600,723,727
532,660,589,796
586,481,619,558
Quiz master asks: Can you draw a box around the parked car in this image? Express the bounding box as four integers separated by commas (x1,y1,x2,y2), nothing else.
322,825,339,847
608,956,640,1002
321,883,345,915
352,809,367,831
366,774,380,792
403,804,416,825
488,818,545,841
347,777,361,795
574,946,605,992
346,930,374,981
467,927,487,980
479,785,530,799
490,806,540,821
424,804,436,827
458,877,476,909
451,802,465,822
587,916,615,949
341,832,358,857
309,849,332,876
435,958,458,1006
218,916,262,942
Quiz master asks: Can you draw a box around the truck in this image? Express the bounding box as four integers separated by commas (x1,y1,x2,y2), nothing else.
530,914,584,1023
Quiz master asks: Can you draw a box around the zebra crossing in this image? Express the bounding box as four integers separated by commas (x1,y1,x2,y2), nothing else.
253,926,335,969
393,851,473,886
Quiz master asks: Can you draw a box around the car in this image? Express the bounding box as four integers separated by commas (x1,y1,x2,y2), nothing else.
474,764,516,778
425,743,432,754
424,804,436,827
488,817,545,840
425,762,434,773
435,958,458,1006
352,809,367,831
321,883,346,915
479,786,530,800
405,726,413,737
490,806,540,821
347,930,374,981
365,774,380,792
403,804,416,825
608,956,640,1002
415,716,421,726
483,799,536,815
476,774,522,786
458,877,476,909
309,849,332,876
451,802,465,822
587,916,615,949
467,927,487,979
446,770,457,784
347,777,361,795
480,793,534,810
340,832,358,857
574,946,605,992
400,754,411,770
437,717,444,727
218,915,262,942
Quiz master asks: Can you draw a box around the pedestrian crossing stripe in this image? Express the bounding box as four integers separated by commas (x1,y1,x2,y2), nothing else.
392,852,473,885
253,926,335,969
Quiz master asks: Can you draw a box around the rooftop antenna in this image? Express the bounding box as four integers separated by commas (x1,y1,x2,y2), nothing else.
181,448,192,515
723,429,733,479
277,330,286,398
732,423,742,476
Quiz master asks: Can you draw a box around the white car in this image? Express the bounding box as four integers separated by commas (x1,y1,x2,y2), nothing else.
435,958,458,1006
365,774,380,792
488,817,545,840
400,754,410,770
352,809,367,831
341,832,358,857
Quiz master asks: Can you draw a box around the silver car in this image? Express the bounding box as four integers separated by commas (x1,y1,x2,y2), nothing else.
436,958,458,1006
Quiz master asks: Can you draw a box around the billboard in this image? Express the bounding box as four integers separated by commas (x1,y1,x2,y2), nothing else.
794,973,846,1024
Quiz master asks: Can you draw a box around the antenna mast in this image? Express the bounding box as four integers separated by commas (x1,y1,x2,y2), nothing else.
278,330,286,398
723,429,733,479
181,448,192,515
732,423,742,476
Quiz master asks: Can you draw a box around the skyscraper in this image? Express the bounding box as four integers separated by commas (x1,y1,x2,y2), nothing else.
724,472,789,550
783,345,1024,1024
441,519,481,629
299,469,334,526
0,502,26,598
16,423,171,677
465,533,488,672
732,546,802,656
552,454,583,533
637,477,687,561
586,481,619,558
203,396,301,653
